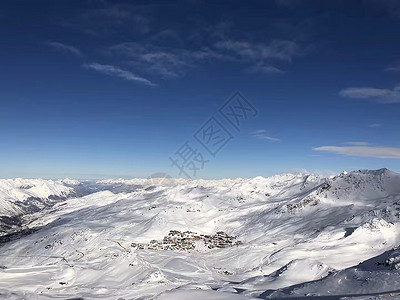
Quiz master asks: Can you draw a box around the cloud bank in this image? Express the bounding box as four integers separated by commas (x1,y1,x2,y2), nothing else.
313,145,400,159
339,85,400,104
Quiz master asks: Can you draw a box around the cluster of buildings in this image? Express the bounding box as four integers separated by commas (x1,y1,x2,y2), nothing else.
131,230,242,252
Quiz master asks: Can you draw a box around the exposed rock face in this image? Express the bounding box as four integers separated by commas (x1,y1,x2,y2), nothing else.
131,230,242,252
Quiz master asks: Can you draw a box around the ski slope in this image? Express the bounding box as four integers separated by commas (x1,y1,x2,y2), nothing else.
0,169,400,299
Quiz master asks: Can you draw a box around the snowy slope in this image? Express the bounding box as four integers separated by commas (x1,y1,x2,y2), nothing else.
0,178,74,215
0,169,399,299
267,246,400,298
0,179,75,235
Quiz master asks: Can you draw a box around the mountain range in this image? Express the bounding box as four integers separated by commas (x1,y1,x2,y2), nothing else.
0,169,399,299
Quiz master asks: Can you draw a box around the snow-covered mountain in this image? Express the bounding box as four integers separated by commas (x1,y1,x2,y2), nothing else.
0,178,75,235
0,169,400,299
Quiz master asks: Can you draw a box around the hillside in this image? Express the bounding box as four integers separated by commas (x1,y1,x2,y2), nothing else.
0,169,400,299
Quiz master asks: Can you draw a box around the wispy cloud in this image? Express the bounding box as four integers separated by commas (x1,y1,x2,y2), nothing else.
214,39,300,62
64,2,309,81
339,85,400,104
108,41,242,79
109,43,195,79
385,63,400,72
108,38,301,79
211,38,304,74
251,129,281,141
66,4,152,36
313,145,400,159
246,64,284,74
376,0,400,18
45,42,83,57
83,63,157,86
368,123,382,128
343,142,370,146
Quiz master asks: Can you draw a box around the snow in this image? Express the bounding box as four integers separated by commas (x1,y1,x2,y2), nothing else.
0,178,73,217
268,246,400,298
59,178,81,186
157,289,256,299
0,169,400,299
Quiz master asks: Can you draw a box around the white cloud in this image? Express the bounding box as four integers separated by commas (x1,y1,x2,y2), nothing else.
212,39,301,74
251,129,281,141
343,142,370,146
313,146,400,159
46,42,83,57
109,43,196,79
368,123,382,128
385,63,400,72
246,64,284,74
108,37,301,79
64,4,309,79
109,42,238,79
214,39,300,62
339,85,400,104
83,63,157,86
75,4,151,36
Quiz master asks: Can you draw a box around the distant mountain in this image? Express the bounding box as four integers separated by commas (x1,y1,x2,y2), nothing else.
0,169,399,299
0,178,75,235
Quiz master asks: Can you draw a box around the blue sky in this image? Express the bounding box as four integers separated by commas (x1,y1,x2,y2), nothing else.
1,0,400,179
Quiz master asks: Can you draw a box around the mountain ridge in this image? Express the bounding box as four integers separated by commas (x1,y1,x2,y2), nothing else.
0,168,399,299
